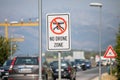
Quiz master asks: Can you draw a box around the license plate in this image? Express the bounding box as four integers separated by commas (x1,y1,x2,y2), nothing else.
0,70,4,72
19,68,32,73
56,69,64,71
5,73,9,75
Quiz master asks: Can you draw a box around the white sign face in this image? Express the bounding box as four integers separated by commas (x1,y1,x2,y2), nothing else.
46,13,71,51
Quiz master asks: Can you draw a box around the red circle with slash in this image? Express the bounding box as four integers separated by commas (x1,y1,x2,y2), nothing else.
50,17,67,35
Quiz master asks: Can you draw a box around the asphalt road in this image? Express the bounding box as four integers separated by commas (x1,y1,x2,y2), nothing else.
0,66,108,80
76,66,108,80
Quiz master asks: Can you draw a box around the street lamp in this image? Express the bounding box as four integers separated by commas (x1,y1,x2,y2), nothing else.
90,3,102,7
89,2,103,80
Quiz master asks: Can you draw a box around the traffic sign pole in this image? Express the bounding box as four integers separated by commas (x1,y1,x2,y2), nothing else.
38,0,42,80
110,58,112,77
58,51,61,80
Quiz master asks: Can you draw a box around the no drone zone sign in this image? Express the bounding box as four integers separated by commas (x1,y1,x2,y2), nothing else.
46,13,71,51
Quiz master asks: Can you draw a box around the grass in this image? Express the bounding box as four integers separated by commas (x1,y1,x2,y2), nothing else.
101,73,117,80
92,73,117,80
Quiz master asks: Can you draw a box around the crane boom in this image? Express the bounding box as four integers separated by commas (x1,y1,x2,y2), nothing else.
0,21,38,40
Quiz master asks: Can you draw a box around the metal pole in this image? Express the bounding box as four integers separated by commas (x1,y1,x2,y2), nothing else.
110,58,112,80
38,0,42,80
99,6,102,80
10,36,13,59
58,51,61,80
89,3,103,80
4,19,8,40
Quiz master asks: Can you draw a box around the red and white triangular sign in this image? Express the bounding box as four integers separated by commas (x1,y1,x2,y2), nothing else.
104,45,117,58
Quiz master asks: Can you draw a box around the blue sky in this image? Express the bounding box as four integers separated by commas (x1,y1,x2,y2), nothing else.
0,0,120,56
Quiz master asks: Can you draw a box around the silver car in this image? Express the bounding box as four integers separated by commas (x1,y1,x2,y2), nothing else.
8,56,53,80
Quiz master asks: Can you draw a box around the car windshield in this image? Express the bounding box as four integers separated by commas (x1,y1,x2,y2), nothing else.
51,61,69,67
3,60,12,66
75,59,85,64
14,57,38,65
61,62,68,67
85,61,90,64
71,62,75,65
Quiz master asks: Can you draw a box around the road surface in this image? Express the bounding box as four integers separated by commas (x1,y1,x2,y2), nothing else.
76,66,108,80
0,66,108,80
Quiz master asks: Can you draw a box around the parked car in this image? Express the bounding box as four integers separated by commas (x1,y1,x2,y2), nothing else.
0,59,12,80
8,56,53,80
50,60,76,80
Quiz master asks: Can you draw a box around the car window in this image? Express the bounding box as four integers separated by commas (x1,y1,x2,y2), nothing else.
51,61,58,67
51,61,69,67
3,60,12,66
85,60,91,63
14,57,38,65
61,63,67,67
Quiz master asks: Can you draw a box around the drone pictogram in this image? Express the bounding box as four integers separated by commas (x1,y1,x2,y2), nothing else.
53,22,64,30
50,17,67,35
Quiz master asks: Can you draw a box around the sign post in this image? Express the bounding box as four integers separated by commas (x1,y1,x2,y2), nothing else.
58,51,61,80
46,13,71,80
104,45,117,77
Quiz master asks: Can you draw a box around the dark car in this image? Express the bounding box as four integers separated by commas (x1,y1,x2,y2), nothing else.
85,60,91,69
50,60,76,80
0,63,2,67
8,56,53,80
0,67,3,77
70,61,77,71
0,59,12,80
0,66,4,77
96,61,103,66
75,59,86,71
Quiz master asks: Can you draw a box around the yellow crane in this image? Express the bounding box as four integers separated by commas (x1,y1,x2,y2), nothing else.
0,20,39,41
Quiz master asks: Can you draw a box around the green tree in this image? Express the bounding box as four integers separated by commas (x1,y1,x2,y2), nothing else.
0,36,11,64
115,25,120,80
0,36,17,64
